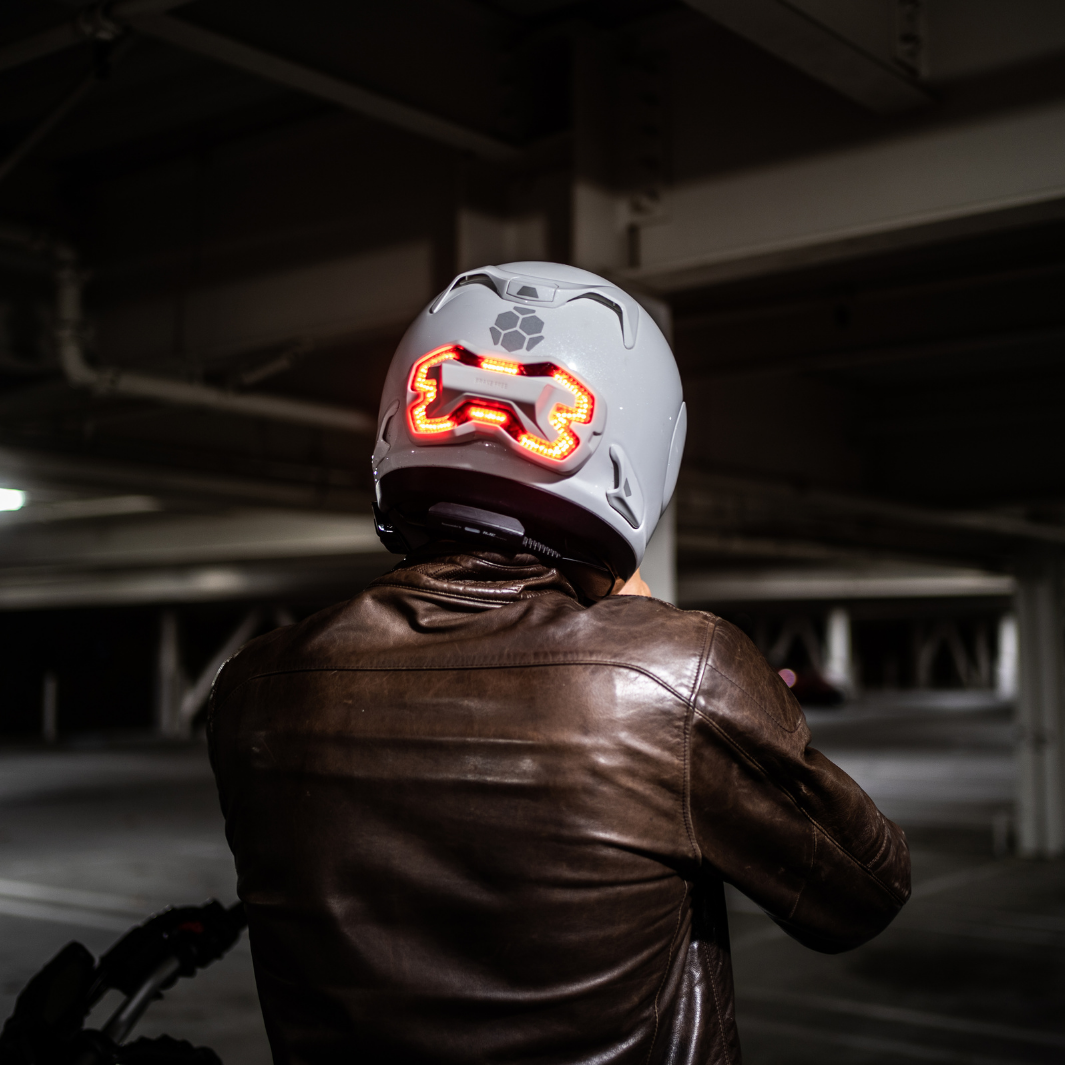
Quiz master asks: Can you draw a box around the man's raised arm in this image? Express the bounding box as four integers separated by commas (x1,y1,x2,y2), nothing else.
688,618,910,953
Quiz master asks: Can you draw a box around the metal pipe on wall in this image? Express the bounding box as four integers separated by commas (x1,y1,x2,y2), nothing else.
50,246,375,435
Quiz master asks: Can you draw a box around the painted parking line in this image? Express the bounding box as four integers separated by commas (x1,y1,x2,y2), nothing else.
729,862,1007,953
0,896,140,931
898,917,1065,948
0,876,150,930
743,1018,1033,1065
0,877,149,913
908,863,1004,900
742,989,1065,1051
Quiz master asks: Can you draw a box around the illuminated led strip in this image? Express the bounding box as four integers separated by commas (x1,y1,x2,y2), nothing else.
407,346,595,463
467,406,509,425
479,357,520,375
518,369,593,461
409,346,460,434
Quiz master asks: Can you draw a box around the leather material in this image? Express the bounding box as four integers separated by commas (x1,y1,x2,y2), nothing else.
208,547,910,1064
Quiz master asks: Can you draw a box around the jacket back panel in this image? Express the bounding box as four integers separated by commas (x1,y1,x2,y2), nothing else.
209,575,725,1064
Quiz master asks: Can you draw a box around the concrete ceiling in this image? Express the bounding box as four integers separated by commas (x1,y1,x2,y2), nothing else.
2,0,1065,605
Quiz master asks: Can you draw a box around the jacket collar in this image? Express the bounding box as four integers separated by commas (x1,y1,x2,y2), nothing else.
371,544,581,604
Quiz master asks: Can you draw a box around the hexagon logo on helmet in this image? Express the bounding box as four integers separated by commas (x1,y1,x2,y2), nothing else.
372,262,687,598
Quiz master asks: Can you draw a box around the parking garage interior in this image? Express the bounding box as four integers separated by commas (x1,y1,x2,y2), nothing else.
1,1,1065,1062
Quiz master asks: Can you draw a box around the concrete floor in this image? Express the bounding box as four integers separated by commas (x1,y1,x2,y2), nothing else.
0,692,1062,1064
733,692,1065,1064
0,746,269,1065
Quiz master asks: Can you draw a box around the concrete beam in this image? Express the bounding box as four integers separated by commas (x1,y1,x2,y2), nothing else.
0,502,389,608
0,4,517,160
0,557,390,610
679,470,1065,551
96,241,432,366
576,99,1065,289
680,564,1015,605
0,0,194,74
130,14,519,162
0,445,368,511
0,507,386,571
683,0,928,114
0,495,162,526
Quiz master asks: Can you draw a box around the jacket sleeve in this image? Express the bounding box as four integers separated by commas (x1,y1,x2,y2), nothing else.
686,618,910,953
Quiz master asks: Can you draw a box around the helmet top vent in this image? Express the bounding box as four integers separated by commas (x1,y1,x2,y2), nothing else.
430,263,640,349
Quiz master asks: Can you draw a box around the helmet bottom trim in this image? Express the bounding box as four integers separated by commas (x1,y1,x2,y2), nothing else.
376,467,638,593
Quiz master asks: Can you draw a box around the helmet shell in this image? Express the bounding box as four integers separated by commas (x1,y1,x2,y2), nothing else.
373,262,686,577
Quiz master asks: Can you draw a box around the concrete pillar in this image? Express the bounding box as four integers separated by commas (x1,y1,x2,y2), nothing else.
156,609,187,739
1014,551,1065,857
41,671,57,743
642,499,677,605
456,209,548,273
823,607,854,695
570,35,669,274
570,34,625,274
996,613,1018,699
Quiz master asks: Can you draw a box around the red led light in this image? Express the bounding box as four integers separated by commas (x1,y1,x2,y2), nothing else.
517,369,593,462
479,357,520,375
409,346,460,434
467,405,510,425
407,344,595,464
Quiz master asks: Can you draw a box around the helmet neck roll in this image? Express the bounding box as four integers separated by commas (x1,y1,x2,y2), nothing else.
375,467,636,601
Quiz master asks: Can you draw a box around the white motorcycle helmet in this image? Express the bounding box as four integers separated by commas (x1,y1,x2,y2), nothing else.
372,261,686,598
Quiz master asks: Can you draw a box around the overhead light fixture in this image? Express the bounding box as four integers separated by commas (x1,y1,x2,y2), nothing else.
0,488,27,511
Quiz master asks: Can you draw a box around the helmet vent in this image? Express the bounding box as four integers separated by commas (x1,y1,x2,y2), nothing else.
454,273,497,292
569,292,637,349
605,444,645,529
430,272,498,312
372,400,400,462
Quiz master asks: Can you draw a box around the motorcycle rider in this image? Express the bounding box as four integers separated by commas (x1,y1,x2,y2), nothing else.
207,262,910,1063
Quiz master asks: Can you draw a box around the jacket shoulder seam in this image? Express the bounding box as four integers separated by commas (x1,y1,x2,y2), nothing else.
682,619,716,864
691,699,906,906
214,657,694,711
701,658,805,735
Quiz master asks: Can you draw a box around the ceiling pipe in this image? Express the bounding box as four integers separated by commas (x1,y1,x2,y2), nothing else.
0,225,371,436
51,248,374,435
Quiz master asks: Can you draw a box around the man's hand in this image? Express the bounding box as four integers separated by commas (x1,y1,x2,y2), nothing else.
615,569,652,597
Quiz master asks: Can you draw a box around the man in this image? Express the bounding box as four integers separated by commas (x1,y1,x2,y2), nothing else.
208,262,909,1064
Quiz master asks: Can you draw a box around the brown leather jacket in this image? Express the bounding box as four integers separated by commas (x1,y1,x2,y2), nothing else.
208,548,910,1065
